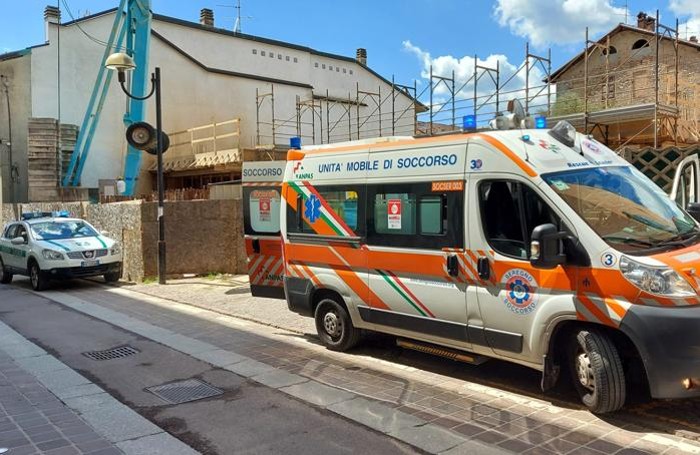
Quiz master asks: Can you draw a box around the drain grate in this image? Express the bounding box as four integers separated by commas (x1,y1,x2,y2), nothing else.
146,379,223,404
83,345,140,361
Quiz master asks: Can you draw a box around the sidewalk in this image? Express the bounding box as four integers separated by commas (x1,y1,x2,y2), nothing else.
0,348,119,455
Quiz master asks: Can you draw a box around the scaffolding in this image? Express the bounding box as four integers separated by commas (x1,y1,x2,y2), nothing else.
255,16,695,151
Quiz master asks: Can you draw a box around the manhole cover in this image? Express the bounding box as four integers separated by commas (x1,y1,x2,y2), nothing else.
146,379,223,404
83,345,140,361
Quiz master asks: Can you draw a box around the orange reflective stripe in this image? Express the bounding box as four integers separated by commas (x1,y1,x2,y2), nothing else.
301,263,322,287
604,298,627,319
577,294,615,327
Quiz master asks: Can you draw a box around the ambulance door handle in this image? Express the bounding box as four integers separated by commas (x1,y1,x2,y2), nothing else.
446,255,459,277
252,238,260,254
477,257,490,280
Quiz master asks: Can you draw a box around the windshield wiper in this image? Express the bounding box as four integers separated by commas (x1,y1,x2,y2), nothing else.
662,230,700,247
602,236,656,248
622,211,675,233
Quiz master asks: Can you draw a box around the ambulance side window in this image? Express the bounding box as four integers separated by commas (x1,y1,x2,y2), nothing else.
367,182,462,249
287,185,364,236
479,180,561,260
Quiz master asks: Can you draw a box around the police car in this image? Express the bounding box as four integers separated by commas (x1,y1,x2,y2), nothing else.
0,212,122,291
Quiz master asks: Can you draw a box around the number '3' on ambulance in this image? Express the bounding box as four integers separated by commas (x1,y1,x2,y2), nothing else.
243,119,700,414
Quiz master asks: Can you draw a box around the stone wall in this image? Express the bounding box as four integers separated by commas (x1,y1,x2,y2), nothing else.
1,199,245,282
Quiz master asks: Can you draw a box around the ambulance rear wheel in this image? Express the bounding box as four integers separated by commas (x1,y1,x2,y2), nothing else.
569,329,626,414
315,298,361,352
0,258,12,284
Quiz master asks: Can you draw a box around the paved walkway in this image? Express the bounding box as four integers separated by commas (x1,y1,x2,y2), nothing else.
43,280,700,454
0,348,119,455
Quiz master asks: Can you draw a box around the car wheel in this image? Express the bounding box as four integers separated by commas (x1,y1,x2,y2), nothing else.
569,328,626,414
314,298,361,352
0,258,12,284
104,272,120,283
29,262,48,292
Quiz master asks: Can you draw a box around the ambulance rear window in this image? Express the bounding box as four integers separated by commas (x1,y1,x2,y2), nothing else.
249,189,281,233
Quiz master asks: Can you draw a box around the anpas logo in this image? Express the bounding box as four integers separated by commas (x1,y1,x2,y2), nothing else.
501,268,539,315
582,139,601,154
293,161,313,180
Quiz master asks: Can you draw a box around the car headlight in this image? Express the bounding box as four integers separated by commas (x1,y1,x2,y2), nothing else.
620,255,695,298
42,249,65,261
110,243,121,256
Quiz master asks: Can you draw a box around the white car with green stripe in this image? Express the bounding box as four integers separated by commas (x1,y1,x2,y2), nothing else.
0,215,122,291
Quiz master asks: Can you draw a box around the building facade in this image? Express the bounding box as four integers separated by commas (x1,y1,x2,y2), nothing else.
549,13,700,149
0,6,418,202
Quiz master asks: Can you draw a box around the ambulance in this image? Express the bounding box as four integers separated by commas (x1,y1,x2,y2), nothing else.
243,102,700,414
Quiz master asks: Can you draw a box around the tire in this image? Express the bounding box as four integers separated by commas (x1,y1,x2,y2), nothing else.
0,258,12,284
29,261,48,292
104,272,120,283
569,329,626,414
314,298,361,352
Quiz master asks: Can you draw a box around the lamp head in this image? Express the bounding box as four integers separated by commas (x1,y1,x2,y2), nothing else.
105,52,136,83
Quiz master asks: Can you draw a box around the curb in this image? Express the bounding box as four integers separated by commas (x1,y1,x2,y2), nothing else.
39,288,508,455
0,318,199,455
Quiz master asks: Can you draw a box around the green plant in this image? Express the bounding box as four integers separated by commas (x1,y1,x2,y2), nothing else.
141,276,157,284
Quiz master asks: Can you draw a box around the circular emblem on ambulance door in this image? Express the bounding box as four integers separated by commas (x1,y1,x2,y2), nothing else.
502,268,539,315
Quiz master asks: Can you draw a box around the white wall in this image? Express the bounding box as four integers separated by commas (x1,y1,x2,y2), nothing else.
27,11,416,193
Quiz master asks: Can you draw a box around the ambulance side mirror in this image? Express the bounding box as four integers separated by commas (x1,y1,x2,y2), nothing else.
530,223,567,269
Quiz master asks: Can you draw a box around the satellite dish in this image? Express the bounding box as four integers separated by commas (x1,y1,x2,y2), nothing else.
507,99,526,126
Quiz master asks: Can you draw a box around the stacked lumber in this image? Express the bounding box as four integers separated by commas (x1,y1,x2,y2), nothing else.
27,118,60,202
59,123,78,184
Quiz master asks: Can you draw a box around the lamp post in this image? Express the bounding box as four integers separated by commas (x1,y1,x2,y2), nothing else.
105,52,167,285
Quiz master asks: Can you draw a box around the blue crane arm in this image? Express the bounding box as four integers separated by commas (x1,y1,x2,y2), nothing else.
63,0,152,197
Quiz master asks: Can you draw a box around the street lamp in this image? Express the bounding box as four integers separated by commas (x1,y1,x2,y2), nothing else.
106,52,167,285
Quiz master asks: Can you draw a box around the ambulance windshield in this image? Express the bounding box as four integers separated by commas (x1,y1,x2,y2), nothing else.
543,165,700,253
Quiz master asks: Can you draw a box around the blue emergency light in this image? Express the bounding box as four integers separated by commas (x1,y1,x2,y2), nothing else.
463,115,477,130
21,211,70,221
290,137,302,150
535,116,547,129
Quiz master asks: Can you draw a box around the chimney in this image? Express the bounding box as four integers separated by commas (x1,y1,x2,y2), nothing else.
44,5,61,42
200,8,214,27
356,48,367,66
690,36,698,43
636,11,656,31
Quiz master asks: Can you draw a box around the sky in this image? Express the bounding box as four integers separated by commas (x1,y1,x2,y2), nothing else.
1,0,700,106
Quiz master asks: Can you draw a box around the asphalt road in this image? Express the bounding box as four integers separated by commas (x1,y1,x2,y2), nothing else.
0,284,420,455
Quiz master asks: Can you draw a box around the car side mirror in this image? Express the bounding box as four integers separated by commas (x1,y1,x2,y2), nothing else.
11,236,25,245
530,223,568,269
687,202,700,222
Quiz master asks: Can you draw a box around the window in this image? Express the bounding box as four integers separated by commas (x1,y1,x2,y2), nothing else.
479,180,560,259
261,51,266,56
632,39,649,49
349,69,353,75
15,225,27,242
2,224,17,239
343,68,347,74
329,65,333,71
286,56,290,61
269,52,274,58
602,45,617,56
245,188,281,234
315,62,319,68
252,49,257,55
287,186,365,236
278,53,282,59
322,64,326,69
367,182,463,249
675,162,697,208
294,57,298,63
336,67,340,72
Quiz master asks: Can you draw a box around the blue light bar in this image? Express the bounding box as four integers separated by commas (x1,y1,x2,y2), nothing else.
21,212,52,220
463,115,477,130
53,210,70,218
535,116,547,129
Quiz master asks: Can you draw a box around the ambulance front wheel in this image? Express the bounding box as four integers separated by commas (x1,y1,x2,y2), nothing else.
315,298,361,352
569,329,626,414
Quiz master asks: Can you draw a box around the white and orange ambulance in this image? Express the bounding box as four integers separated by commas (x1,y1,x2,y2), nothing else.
243,109,700,414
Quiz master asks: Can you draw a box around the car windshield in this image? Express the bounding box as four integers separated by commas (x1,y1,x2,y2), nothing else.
543,166,700,253
30,221,98,240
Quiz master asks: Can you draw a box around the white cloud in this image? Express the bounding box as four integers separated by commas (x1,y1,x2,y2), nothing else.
494,0,626,48
403,41,554,122
670,0,700,40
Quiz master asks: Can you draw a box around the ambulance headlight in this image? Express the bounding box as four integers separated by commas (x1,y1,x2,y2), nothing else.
42,249,65,261
110,243,121,256
620,256,695,297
